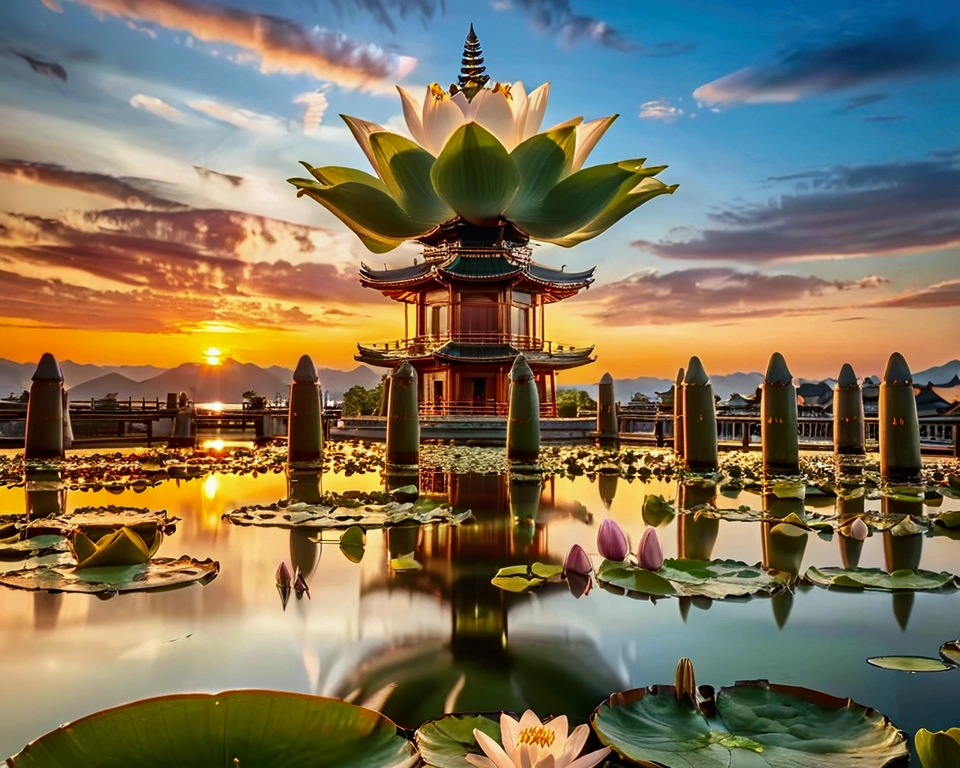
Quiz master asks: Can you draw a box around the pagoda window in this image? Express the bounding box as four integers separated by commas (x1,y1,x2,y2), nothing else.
457,291,500,339
511,291,533,344
424,290,449,340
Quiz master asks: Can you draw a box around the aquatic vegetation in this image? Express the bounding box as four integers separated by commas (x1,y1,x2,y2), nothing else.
641,494,676,527
591,660,909,767
596,519,628,561
941,640,960,665
596,558,791,600
804,566,957,591
866,656,954,673
224,498,472,529
68,526,154,569
563,544,592,576
636,527,664,571
338,525,367,563
464,711,610,768
916,728,960,768
491,562,563,593
416,714,503,768
4,691,419,767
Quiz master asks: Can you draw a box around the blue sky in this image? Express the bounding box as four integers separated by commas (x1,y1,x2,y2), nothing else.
0,0,957,378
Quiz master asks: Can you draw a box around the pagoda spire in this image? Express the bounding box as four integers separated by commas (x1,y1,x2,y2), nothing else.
457,23,490,96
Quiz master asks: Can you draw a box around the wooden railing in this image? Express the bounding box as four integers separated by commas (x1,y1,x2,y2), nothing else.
419,399,555,417
361,332,591,358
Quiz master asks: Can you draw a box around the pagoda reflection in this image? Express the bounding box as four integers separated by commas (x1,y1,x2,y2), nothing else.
331,470,621,728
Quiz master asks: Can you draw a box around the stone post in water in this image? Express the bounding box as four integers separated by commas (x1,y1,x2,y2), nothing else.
761,352,799,475
682,357,718,471
596,372,618,446
673,367,685,458
61,389,74,451
833,364,864,456
288,354,323,466
879,352,921,483
25,353,65,460
168,403,197,448
506,354,540,466
385,360,419,470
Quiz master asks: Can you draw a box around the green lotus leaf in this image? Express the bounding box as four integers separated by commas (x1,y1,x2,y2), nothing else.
289,178,420,252
804,566,957,592
0,534,66,561
916,728,960,768
339,525,366,563
430,122,520,225
642,494,677,527
598,558,789,599
490,562,562,593
416,714,501,768
368,132,453,226
547,175,678,246
513,162,637,239
596,559,676,597
5,690,418,767
866,656,953,673
506,124,577,220
591,680,909,767
298,162,389,192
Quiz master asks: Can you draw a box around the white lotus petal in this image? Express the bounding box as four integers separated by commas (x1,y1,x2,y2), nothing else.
474,728,517,768
470,88,519,150
572,115,618,172
556,724,589,768
522,82,551,140
340,114,387,175
518,710,542,731
465,756,497,768
510,80,528,146
500,712,522,764
544,116,584,132
563,747,611,768
544,716,568,759
422,84,466,155
451,89,473,119
396,86,425,147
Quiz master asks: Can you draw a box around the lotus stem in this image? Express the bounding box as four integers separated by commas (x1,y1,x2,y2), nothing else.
682,357,718,471
761,352,798,475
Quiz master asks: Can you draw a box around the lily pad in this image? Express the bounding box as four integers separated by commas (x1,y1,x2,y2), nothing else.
338,525,366,563
0,556,219,596
491,563,563,593
0,534,67,561
415,713,501,768
941,640,960,666
224,500,471,530
597,558,789,600
866,656,954,673
804,566,957,592
591,680,908,767
930,510,960,529
390,553,423,572
642,495,676,527
5,690,419,767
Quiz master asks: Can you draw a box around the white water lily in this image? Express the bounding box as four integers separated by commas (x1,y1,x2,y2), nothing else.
398,81,551,154
466,711,611,768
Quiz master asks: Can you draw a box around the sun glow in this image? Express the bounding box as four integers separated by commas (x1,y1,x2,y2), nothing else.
209,402,224,413
204,347,222,365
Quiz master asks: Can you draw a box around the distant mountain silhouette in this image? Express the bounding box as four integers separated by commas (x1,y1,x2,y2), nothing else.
914,359,960,386
562,371,766,401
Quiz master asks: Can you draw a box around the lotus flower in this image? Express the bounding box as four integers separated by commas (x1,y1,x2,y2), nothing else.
276,561,292,610
637,527,664,571
290,82,676,253
597,518,629,561
293,566,310,599
467,711,610,768
69,527,153,570
563,544,592,576
846,517,869,541
916,728,960,768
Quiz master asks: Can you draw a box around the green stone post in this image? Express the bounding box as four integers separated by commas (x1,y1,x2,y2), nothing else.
833,363,864,456
287,354,323,466
506,355,540,465
25,353,64,460
596,372,618,445
673,367,685,458
879,352,921,483
761,352,798,475
682,357,718,471
386,360,420,469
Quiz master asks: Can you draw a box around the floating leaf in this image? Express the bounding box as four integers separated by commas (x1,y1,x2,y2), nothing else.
592,679,908,767
0,556,219,596
225,500,471,530
339,525,366,563
598,558,789,599
6,690,418,767
941,640,960,667
771,480,806,500
641,494,676,527
866,656,954,673
490,562,563,593
0,534,67,561
805,566,957,592
415,713,501,768
930,510,960,529
390,553,423,572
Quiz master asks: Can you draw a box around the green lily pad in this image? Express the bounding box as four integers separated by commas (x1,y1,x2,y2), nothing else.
771,480,806,500
224,500,471,530
930,510,960,529
591,680,908,767
415,713,501,768
491,562,563,593
941,640,960,666
338,525,366,563
804,566,957,592
5,690,418,767
0,534,67,561
0,556,219,596
642,495,676,527
866,656,954,673
597,558,789,600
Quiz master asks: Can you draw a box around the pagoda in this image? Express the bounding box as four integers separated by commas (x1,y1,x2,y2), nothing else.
290,26,677,418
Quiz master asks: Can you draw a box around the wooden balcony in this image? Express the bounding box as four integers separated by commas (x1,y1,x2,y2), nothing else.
358,332,592,360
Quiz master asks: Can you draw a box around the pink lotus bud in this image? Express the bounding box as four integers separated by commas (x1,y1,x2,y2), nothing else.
567,572,592,599
638,527,664,571
563,544,592,576
848,517,868,541
294,567,310,599
597,518,629,561
276,561,292,588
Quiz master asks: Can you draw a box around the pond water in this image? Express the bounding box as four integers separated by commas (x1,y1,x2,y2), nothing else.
0,444,958,762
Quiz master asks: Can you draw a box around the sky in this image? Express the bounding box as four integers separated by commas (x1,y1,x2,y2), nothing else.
0,0,957,381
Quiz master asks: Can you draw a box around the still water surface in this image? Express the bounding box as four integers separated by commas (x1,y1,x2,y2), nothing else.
0,446,958,759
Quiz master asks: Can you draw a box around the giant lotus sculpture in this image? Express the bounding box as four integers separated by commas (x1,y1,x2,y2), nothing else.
289,25,676,252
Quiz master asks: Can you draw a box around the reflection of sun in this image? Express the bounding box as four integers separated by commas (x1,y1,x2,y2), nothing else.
203,347,222,366
204,438,226,450
203,474,219,500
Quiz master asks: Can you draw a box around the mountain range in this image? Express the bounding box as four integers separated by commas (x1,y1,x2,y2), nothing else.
2,357,957,405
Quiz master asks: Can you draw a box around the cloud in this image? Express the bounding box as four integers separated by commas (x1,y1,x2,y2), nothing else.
506,0,693,55
834,93,887,114
193,165,244,187
0,159,185,210
640,98,684,122
57,0,417,90
573,267,890,326
130,93,191,124
634,148,960,263
9,50,67,82
187,99,290,133
694,19,960,106
867,279,960,310
294,90,330,134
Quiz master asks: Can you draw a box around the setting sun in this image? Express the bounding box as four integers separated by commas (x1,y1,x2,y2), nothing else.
203,347,222,366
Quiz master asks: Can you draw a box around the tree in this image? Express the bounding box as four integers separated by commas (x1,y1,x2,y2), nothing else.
556,389,596,417
341,382,385,417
